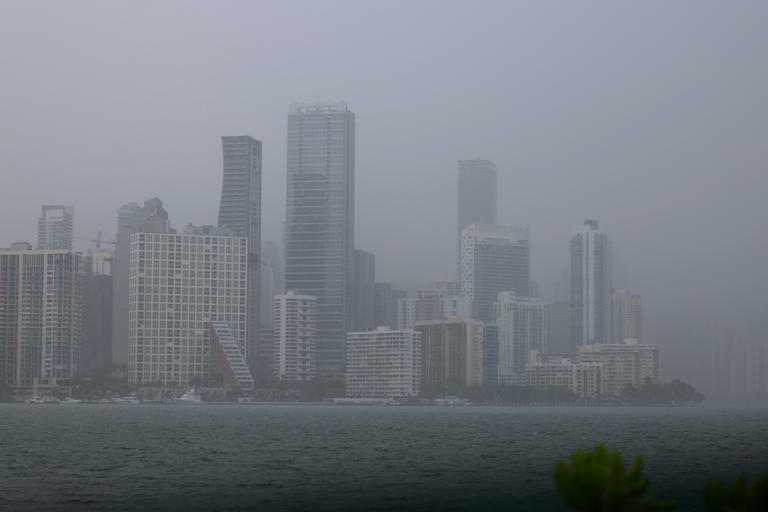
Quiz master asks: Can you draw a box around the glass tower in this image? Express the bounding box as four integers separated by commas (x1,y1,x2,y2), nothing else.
457,160,497,278
284,102,355,378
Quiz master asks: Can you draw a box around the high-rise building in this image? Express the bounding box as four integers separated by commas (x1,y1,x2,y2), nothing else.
128,230,248,386
218,136,262,377
483,325,499,385
457,160,497,277
80,249,113,374
397,288,447,329
374,282,403,329
112,198,170,365
495,292,549,384
461,224,530,323
348,249,376,332
547,301,572,354
273,291,316,382
0,243,82,388
284,101,355,378
570,219,612,347
37,205,74,250
612,289,642,344
345,327,421,398
256,241,282,383
414,317,484,393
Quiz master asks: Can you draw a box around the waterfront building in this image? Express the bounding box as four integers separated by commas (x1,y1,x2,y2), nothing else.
524,352,603,400
0,243,83,388
218,136,262,376
112,198,170,365
495,292,549,384
414,317,484,392
284,101,355,378
483,324,499,385
461,224,530,323
256,241,282,382
37,205,74,250
570,219,612,347
577,341,660,396
273,291,316,382
345,327,421,398
209,321,254,390
127,230,248,386
612,289,642,344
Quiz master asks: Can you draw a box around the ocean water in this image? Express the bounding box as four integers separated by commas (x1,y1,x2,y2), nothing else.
1,404,767,511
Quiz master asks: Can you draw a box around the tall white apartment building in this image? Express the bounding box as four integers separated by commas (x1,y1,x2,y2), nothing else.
495,292,549,384
346,327,421,398
273,291,316,382
128,231,248,386
571,219,612,346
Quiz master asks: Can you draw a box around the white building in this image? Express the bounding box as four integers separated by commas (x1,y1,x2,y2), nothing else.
38,205,74,250
495,292,549,385
87,247,114,276
273,291,316,382
524,352,603,400
578,341,660,396
346,327,421,398
571,219,612,346
127,231,248,386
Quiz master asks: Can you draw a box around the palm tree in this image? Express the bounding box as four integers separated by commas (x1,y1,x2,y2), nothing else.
703,476,768,511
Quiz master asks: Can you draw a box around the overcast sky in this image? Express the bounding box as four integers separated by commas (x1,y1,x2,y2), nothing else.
1,1,766,395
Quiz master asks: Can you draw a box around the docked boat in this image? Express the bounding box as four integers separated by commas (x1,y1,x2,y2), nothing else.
60,397,82,404
176,389,203,404
25,396,45,404
113,394,140,404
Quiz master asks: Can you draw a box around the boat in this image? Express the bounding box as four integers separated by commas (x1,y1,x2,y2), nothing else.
60,397,82,404
176,389,203,404
25,396,45,404
433,396,471,406
113,394,140,404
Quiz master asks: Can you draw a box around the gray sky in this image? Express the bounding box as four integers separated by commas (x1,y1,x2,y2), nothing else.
1,1,766,397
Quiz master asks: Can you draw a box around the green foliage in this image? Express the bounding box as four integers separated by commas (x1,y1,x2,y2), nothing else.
457,384,577,404
554,444,675,511
623,378,704,405
703,476,768,512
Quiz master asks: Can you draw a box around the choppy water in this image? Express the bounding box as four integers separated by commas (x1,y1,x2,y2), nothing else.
1,404,767,511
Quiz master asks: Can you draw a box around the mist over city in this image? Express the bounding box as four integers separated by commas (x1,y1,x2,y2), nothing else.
1,1,767,511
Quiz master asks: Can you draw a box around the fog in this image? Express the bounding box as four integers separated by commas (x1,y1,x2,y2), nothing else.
1,1,767,400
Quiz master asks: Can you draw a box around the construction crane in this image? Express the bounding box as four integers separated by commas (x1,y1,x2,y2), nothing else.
91,231,116,248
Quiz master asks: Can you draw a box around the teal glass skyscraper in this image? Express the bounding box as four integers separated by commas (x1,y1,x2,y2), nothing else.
284,102,355,378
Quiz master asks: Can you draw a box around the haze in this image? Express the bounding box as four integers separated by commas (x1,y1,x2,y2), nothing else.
1,0,766,401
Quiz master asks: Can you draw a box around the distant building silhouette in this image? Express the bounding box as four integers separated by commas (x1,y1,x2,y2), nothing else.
37,205,73,250
495,292,549,384
611,289,642,344
457,160,497,279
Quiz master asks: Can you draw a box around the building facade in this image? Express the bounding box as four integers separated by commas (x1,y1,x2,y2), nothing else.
218,135,262,377
80,252,113,374
273,291,316,382
524,352,603,400
348,249,376,332
571,219,612,347
37,205,74,250
414,317,484,393
127,231,248,386
457,159,497,279
0,244,83,388
611,289,642,344
284,101,355,378
345,327,421,398
461,224,530,323
374,282,403,329
209,320,254,390
495,292,549,384
112,198,170,365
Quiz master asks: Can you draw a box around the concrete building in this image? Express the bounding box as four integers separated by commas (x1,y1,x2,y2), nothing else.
273,291,316,382
112,198,170,366
442,295,473,318
209,321,254,390
397,288,448,329
37,205,74,250
0,243,83,388
345,327,421,398
547,301,572,354
256,241,282,382
457,159,497,279
571,219,612,347
577,341,660,394
284,101,355,378
495,292,549,384
80,250,113,374
612,289,642,344
483,325,499,385
349,249,376,332
217,135,262,377
127,231,248,386
461,224,530,323
524,352,603,400
414,317,484,393
374,282,403,329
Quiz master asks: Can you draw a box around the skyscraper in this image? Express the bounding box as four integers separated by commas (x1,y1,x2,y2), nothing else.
457,160,496,277
284,101,355,378
461,224,530,323
570,219,612,347
80,248,113,374
128,229,248,386
112,198,170,365
611,289,642,344
218,136,262,377
273,291,316,382
495,292,549,384
37,205,74,250
0,243,82,388
348,249,376,332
